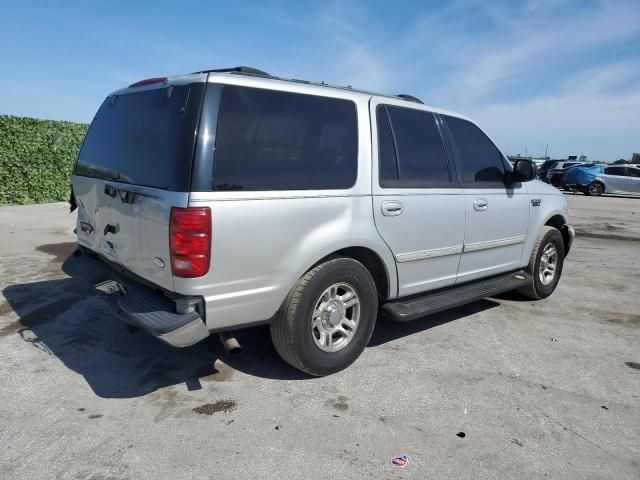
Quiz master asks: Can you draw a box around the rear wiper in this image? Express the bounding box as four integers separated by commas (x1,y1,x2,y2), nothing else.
104,183,159,203
108,169,133,184
76,162,131,184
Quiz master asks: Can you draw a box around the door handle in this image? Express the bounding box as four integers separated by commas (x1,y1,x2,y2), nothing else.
381,200,403,216
473,198,488,211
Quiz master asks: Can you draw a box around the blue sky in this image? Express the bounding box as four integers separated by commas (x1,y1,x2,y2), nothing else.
1,0,638,161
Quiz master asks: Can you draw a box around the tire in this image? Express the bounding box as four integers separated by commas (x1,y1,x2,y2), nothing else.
517,226,564,300
270,257,378,376
587,181,604,196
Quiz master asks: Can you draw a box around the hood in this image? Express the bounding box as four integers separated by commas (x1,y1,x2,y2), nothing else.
525,179,563,196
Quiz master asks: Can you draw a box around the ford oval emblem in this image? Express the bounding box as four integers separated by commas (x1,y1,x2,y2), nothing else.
153,257,166,269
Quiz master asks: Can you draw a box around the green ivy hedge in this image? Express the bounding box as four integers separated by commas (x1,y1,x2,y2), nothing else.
0,115,88,205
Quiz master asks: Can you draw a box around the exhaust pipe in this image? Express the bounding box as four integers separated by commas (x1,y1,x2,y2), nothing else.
219,331,242,354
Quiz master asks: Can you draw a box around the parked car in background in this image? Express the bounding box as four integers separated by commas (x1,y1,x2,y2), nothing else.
547,161,584,188
538,160,558,180
563,164,604,194
585,166,640,196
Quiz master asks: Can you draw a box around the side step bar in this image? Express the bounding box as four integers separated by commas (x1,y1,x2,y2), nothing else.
383,270,531,322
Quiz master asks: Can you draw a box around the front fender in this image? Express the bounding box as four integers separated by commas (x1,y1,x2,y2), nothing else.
522,188,569,264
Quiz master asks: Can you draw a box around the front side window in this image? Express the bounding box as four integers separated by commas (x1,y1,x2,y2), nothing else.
377,105,451,187
212,85,358,191
444,116,505,184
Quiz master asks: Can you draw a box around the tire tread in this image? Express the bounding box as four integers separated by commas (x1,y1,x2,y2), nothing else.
271,258,371,375
518,226,563,299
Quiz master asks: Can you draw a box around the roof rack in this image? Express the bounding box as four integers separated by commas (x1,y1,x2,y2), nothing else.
396,94,423,104
192,66,271,78
194,67,425,105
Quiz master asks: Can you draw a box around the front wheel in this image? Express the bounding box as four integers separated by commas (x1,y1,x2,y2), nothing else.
270,257,378,376
517,226,565,300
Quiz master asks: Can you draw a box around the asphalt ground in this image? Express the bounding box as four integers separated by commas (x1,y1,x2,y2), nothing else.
0,194,638,479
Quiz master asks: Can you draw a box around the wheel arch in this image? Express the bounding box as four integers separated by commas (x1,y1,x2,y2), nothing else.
544,213,572,255
307,246,394,301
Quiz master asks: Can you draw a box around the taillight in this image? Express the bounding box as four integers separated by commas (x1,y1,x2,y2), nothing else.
169,207,211,278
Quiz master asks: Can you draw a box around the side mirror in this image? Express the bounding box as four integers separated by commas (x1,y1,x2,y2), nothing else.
509,159,537,183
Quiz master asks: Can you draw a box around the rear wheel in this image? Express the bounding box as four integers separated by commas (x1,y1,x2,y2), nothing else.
271,257,378,376
587,181,604,196
518,226,564,300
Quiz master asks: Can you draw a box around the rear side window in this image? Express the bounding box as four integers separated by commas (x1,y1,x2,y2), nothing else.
377,105,451,187
444,116,505,184
605,167,627,176
212,85,358,191
76,85,199,190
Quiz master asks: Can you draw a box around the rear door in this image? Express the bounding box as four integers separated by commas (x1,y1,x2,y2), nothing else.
603,167,631,193
627,167,640,193
72,82,204,290
440,115,530,283
371,101,466,296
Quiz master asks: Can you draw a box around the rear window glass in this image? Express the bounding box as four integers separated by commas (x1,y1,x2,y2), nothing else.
378,105,451,187
212,85,358,191
75,86,193,189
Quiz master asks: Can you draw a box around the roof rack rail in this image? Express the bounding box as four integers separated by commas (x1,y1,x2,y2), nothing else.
396,94,423,104
192,66,271,78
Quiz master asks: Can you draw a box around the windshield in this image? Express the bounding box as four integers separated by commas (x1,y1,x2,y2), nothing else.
75,85,200,190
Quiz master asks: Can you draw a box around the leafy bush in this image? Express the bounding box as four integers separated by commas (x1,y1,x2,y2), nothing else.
0,115,88,205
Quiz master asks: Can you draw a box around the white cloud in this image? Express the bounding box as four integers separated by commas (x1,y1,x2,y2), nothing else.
431,1,640,101
470,84,640,160
296,0,640,160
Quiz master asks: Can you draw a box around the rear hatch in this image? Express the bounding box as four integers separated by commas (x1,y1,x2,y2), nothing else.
72,79,205,291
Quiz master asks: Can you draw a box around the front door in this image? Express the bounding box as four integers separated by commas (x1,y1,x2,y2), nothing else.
440,115,530,283
371,100,466,297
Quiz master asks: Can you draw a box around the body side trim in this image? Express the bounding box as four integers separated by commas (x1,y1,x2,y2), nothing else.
395,245,463,263
394,235,527,263
463,235,526,253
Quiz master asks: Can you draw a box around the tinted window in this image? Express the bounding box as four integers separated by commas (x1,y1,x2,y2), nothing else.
76,86,196,189
605,167,627,176
445,116,505,183
212,85,358,190
628,168,640,177
377,106,399,183
378,105,450,187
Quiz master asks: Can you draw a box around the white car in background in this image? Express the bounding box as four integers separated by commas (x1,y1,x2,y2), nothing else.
587,166,640,196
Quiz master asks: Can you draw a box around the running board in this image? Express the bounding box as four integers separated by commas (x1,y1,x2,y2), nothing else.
383,270,531,322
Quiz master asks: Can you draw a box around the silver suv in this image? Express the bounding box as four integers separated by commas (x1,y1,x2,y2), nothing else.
65,66,575,376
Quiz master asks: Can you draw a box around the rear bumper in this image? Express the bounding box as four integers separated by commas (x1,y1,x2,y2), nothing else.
63,248,209,347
